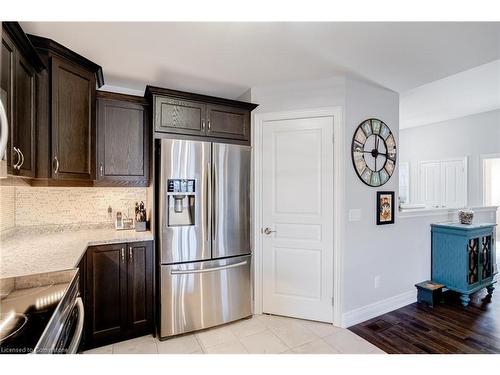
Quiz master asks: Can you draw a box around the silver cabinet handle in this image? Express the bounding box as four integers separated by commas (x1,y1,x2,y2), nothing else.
54,156,59,174
263,227,276,235
129,246,133,261
17,148,24,169
12,147,20,169
208,120,211,130
100,163,103,177
171,260,248,275
121,247,125,263
201,119,205,130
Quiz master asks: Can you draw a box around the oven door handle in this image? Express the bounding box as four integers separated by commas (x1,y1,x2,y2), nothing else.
67,297,84,354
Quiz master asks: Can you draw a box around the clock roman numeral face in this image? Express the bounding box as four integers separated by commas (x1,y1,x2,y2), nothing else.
351,119,397,187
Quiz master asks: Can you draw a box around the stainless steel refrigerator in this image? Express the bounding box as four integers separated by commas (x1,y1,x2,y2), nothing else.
158,138,251,338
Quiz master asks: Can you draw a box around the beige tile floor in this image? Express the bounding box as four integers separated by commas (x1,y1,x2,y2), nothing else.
84,314,385,354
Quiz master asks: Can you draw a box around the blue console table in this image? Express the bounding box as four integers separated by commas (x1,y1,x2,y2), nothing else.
431,222,497,306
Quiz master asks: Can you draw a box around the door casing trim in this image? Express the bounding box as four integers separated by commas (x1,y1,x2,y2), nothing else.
252,106,345,327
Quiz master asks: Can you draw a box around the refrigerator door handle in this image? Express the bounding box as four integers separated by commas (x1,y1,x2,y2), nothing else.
213,159,217,242
170,260,248,275
206,161,211,243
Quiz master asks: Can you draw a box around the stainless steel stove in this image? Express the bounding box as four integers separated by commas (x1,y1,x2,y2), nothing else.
0,269,83,354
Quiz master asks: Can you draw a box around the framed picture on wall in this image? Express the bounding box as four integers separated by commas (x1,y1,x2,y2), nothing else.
377,191,395,225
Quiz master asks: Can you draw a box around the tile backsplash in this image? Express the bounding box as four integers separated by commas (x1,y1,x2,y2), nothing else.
12,187,148,227
0,186,16,232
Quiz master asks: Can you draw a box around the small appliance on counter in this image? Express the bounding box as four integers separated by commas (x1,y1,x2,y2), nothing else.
135,201,148,232
115,211,135,230
0,269,83,354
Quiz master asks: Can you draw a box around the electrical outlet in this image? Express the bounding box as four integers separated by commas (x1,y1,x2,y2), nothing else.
374,275,381,289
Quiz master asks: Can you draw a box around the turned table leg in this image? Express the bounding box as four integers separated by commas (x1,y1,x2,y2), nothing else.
487,284,495,297
460,294,470,307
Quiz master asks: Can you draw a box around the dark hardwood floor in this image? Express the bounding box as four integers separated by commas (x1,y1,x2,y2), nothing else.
349,288,500,354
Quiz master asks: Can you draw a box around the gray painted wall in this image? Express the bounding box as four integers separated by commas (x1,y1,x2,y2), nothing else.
400,109,500,207
250,77,497,325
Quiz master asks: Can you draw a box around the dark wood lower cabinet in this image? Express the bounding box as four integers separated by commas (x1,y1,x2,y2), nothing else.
126,242,154,332
83,241,153,349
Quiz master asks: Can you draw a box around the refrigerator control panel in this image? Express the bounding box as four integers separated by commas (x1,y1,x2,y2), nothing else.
167,179,195,193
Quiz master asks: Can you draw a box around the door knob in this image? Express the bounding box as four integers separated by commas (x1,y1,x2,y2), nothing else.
263,227,276,235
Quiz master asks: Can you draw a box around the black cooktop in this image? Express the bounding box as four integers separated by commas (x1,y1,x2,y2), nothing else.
0,269,77,354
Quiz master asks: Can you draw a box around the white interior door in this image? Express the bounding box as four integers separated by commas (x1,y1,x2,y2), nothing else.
261,116,334,322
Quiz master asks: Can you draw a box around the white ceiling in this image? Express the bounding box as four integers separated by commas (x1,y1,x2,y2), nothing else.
400,59,500,129
20,22,500,99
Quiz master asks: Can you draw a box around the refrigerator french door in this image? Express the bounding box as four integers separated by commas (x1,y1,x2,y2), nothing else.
158,139,251,338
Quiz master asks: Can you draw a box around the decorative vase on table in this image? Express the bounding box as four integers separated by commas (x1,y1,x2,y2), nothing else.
458,209,474,225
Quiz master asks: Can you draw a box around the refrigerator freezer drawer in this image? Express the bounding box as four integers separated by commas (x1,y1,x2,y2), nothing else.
160,255,252,338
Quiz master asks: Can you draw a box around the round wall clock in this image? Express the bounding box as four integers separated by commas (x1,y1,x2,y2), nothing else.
351,118,397,187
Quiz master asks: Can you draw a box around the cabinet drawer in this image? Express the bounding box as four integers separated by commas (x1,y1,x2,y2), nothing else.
155,97,205,135
206,104,249,141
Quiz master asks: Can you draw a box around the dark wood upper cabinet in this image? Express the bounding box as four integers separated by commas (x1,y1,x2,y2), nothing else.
28,33,103,185
96,92,149,187
51,57,95,181
84,241,153,349
154,96,205,136
206,104,250,140
146,86,258,144
14,52,36,177
1,33,15,173
1,23,44,177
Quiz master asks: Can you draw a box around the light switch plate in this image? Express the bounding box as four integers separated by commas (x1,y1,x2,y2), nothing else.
349,209,361,222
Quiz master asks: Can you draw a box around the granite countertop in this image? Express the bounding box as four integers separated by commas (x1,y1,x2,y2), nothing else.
0,227,154,278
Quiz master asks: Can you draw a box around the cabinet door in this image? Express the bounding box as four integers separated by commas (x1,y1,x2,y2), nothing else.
206,104,250,141
97,97,149,186
51,56,96,180
440,159,466,209
418,161,441,208
126,241,153,334
154,96,205,136
1,34,15,172
467,238,479,286
86,244,127,343
480,235,493,281
13,52,36,177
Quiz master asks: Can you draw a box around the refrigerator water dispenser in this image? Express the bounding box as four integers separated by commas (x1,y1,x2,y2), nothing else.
167,179,195,226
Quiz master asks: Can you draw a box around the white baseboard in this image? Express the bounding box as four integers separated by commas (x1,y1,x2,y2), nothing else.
342,290,417,328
